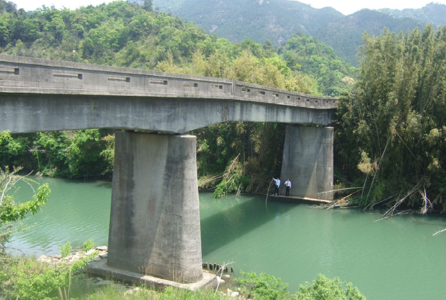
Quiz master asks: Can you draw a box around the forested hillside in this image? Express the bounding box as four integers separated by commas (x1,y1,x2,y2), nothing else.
153,0,446,65
278,33,356,96
153,0,343,45
314,9,424,65
379,2,446,27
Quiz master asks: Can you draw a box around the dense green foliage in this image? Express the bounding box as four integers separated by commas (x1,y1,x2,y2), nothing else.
0,248,98,300
236,270,290,299
279,33,356,96
0,130,114,179
336,25,446,212
0,0,209,68
236,271,367,300
297,274,366,300
0,166,50,248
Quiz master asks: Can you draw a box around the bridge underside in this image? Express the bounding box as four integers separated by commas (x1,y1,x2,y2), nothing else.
0,94,334,134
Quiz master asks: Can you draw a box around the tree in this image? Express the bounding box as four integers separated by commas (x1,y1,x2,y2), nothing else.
0,166,50,251
143,0,153,12
337,25,446,212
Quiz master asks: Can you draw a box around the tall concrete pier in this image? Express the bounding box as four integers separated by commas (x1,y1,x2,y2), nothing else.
280,126,334,200
107,132,203,283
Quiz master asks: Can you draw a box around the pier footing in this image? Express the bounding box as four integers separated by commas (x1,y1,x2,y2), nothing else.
87,260,216,291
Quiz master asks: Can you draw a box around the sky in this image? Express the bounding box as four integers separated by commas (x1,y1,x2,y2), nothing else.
8,0,446,15
298,0,446,15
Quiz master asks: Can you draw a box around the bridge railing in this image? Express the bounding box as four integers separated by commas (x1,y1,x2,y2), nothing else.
0,55,337,110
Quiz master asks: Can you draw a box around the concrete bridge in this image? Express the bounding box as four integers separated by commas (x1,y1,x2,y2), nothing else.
0,55,336,288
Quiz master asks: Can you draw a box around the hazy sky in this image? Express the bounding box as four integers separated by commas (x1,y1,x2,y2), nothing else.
298,0,446,15
9,0,446,15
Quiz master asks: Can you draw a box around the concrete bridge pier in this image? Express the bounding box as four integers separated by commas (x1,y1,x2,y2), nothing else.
88,131,215,289
280,125,334,200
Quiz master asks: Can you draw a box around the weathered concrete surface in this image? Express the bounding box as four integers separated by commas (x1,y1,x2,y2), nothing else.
0,94,335,134
0,55,337,134
87,259,217,291
280,125,334,200
107,132,203,283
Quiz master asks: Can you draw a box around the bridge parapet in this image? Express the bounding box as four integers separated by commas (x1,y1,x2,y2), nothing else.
0,55,337,110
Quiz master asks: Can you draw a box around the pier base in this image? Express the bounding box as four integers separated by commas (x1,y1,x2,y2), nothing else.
87,259,216,291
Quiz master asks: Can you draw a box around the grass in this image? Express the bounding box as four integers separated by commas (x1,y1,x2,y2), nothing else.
0,253,367,300
0,254,232,300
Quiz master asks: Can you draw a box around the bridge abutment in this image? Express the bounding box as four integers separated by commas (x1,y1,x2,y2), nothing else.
104,131,204,284
280,125,334,200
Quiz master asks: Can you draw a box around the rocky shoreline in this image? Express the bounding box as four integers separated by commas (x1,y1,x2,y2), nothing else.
37,245,108,266
37,246,243,298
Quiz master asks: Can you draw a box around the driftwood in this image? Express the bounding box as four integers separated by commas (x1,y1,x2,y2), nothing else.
325,190,360,209
214,261,234,293
382,181,421,218
367,194,396,210
374,209,413,223
432,228,446,236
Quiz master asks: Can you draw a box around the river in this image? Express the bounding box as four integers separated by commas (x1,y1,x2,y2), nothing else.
8,176,446,299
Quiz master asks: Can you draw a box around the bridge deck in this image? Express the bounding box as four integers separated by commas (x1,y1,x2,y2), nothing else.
0,55,337,109
0,55,338,134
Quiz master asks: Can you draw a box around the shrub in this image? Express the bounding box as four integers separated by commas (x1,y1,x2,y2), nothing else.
297,274,367,300
236,270,290,300
59,241,72,257
0,249,99,300
83,238,95,253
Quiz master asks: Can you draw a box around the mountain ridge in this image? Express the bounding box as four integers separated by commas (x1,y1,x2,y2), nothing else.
152,0,443,64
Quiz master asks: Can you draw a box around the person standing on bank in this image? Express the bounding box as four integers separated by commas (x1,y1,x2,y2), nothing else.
285,178,291,196
272,177,281,196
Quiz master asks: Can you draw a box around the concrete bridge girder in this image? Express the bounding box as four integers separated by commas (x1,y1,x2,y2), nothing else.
0,95,335,134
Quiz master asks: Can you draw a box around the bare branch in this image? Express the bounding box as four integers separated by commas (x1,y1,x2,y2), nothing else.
432,228,446,236
382,182,421,218
419,187,433,215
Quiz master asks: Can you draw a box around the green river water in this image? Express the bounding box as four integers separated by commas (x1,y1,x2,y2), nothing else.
8,176,446,299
